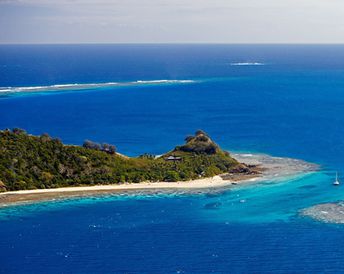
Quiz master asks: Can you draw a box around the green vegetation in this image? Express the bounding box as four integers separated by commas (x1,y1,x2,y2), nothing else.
0,129,243,191
176,129,227,155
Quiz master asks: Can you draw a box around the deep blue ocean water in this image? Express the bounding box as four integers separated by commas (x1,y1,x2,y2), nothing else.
2,44,344,273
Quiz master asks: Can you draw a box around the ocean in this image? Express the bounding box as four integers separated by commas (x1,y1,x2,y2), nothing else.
1,44,344,273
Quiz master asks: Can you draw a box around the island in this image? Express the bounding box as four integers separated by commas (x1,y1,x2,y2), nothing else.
0,128,317,206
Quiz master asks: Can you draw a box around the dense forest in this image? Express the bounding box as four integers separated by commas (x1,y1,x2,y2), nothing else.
0,129,246,191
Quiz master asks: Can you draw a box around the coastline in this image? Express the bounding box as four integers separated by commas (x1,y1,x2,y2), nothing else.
0,153,317,207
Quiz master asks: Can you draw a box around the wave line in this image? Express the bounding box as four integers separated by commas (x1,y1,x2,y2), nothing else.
0,79,195,95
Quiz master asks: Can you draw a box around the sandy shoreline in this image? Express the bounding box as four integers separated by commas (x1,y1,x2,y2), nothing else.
0,153,318,207
0,175,257,207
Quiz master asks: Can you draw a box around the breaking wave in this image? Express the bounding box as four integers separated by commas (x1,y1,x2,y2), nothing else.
0,80,195,95
230,62,265,66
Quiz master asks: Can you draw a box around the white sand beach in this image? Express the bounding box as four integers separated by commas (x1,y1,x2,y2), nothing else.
0,153,318,206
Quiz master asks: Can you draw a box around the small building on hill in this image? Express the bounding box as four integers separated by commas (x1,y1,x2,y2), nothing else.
165,155,182,162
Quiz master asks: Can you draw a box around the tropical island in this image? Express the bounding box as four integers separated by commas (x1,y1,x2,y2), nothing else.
0,128,256,191
0,128,316,205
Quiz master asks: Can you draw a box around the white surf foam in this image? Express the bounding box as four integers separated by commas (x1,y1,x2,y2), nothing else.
230,62,265,66
0,80,195,95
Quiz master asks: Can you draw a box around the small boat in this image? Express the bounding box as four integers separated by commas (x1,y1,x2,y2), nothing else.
333,172,340,186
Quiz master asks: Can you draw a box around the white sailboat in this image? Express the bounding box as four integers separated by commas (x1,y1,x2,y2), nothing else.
333,172,340,186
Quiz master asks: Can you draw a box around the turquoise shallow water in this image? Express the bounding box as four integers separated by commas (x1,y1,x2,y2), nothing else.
2,44,344,272
2,171,344,273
